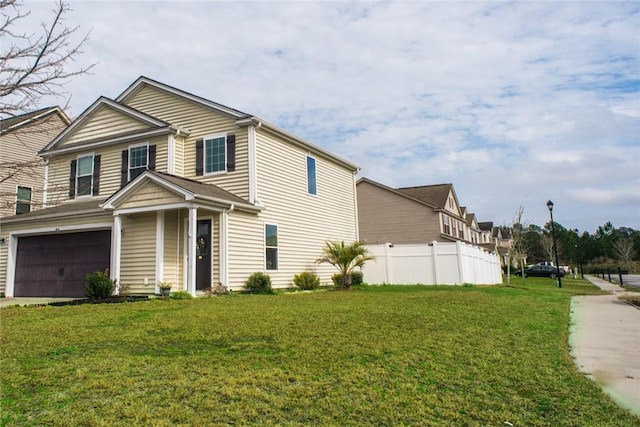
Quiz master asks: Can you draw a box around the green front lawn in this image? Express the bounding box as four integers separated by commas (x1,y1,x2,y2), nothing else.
1,278,638,426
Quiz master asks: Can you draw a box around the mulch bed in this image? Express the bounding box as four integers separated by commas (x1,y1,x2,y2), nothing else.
47,296,149,307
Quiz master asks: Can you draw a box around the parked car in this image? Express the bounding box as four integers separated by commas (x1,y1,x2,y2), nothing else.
522,264,565,278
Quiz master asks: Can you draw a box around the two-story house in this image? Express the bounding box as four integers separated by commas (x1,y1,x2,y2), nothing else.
357,178,470,245
0,107,71,217
0,77,359,298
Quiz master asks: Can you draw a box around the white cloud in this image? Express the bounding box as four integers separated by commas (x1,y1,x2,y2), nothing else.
11,0,640,232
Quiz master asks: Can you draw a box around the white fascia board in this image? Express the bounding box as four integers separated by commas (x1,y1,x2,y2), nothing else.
116,77,247,119
40,97,165,154
8,222,113,237
0,208,108,224
112,199,243,216
193,194,261,213
0,107,70,135
40,128,173,158
101,172,194,210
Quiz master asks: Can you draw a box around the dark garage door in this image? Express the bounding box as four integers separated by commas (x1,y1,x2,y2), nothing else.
14,230,111,297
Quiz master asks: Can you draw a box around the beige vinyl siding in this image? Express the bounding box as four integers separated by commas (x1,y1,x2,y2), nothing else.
227,211,265,287
124,85,250,199
163,210,181,290
118,181,184,210
0,213,113,294
46,135,168,206
357,180,442,245
61,106,151,146
246,128,358,288
0,115,67,217
173,135,185,176
120,212,156,294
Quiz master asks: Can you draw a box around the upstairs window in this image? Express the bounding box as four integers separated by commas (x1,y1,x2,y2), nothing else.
205,135,226,174
70,155,100,199
307,155,317,195
195,134,235,176
443,216,451,235
120,144,155,187
458,221,464,239
16,186,31,215
76,155,94,197
265,223,278,271
129,144,148,181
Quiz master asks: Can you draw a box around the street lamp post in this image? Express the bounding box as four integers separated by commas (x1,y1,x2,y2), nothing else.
546,200,562,288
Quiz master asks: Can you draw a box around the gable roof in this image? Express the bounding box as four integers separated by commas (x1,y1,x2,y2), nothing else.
478,221,493,231
0,106,70,136
116,76,360,172
466,212,478,227
396,183,454,210
101,170,260,213
39,97,177,156
357,177,439,209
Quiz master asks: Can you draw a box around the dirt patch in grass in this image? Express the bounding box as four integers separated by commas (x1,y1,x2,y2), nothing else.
47,295,149,307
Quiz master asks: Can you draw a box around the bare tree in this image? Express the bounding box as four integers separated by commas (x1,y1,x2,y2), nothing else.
541,235,554,262
612,238,635,271
0,0,95,117
507,205,530,285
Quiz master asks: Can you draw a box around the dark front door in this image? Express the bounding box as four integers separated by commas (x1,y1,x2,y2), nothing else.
196,219,212,290
14,230,111,297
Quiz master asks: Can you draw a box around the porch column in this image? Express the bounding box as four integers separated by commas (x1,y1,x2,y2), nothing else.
186,206,198,295
111,214,122,292
155,211,165,294
220,209,229,286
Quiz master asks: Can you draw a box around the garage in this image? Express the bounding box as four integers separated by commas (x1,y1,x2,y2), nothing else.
14,230,111,297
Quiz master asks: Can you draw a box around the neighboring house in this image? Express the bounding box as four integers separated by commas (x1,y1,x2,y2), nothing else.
0,77,359,297
463,209,483,246
357,178,471,245
477,221,511,262
0,107,71,217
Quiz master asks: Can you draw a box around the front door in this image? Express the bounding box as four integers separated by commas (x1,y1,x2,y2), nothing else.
196,219,212,290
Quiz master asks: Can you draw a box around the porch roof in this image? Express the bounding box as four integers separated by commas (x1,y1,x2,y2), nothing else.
101,171,261,213
0,199,108,223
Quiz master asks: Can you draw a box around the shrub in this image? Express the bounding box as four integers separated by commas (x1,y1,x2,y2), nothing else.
85,269,116,300
292,271,320,290
331,271,364,288
351,271,364,286
170,291,193,300
245,272,273,294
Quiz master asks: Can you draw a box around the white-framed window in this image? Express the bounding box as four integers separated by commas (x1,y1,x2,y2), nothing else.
76,154,94,197
15,186,31,215
205,134,226,174
443,215,451,235
129,143,149,181
265,223,278,271
306,155,317,195
458,221,464,239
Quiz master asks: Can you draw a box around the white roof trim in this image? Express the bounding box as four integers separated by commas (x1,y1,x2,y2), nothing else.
40,97,168,154
116,77,248,119
40,127,172,157
101,171,195,210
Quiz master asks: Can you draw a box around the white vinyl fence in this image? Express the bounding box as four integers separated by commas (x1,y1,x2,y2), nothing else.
362,241,502,285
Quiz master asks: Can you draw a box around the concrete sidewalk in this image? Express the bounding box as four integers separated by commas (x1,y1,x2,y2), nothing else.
570,275,640,416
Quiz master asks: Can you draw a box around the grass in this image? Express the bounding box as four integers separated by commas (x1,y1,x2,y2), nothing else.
1,278,639,426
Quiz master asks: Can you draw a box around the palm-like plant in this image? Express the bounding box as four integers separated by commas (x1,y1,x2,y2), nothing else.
316,241,373,289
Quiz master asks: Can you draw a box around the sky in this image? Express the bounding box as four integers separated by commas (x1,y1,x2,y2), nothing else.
14,0,640,233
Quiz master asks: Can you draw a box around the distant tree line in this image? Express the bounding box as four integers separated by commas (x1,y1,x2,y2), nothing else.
505,214,639,273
